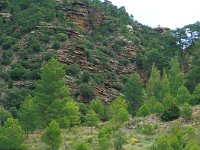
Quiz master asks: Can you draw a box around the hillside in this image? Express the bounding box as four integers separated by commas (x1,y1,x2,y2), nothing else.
0,0,200,150
0,0,185,106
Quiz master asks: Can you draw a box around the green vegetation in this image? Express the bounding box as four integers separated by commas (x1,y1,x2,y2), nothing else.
0,0,199,149
161,105,181,121
124,73,144,115
181,103,193,120
18,96,38,136
0,118,25,149
85,110,99,134
41,120,62,150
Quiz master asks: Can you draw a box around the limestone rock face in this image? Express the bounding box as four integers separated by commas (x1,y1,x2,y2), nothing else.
126,25,134,32
0,12,11,21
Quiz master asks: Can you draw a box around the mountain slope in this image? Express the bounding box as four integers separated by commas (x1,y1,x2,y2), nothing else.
0,0,197,108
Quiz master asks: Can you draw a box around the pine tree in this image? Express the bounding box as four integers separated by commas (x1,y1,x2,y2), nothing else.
41,120,62,150
18,96,38,137
109,97,128,118
191,83,200,105
89,98,105,120
109,97,129,124
85,110,99,134
35,58,69,126
160,70,170,99
0,118,25,149
137,103,151,117
46,97,80,129
124,73,144,115
64,99,80,129
162,93,176,108
146,64,161,101
168,58,185,96
176,86,191,105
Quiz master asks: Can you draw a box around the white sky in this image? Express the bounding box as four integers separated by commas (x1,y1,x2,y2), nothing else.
110,0,200,29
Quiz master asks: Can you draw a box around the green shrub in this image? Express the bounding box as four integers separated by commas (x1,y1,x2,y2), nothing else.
98,125,115,139
184,141,200,150
113,131,127,150
89,99,105,120
77,39,94,49
79,84,94,101
77,103,88,123
152,126,196,150
161,105,181,121
28,37,42,52
42,51,56,61
118,58,131,67
1,51,12,65
190,83,200,105
52,41,61,50
0,0,8,9
10,64,30,80
112,83,124,91
0,106,12,125
1,36,16,50
73,141,89,150
97,125,115,150
111,40,126,52
137,123,158,135
93,73,105,86
98,137,110,150
65,64,80,76
81,70,91,83
152,135,172,150
136,104,151,117
57,33,68,42
154,102,165,114
181,103,193,120
83,49,92,59
30,42,42,52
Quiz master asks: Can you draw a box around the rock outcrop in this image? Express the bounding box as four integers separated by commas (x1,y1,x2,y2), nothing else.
60,0,105,31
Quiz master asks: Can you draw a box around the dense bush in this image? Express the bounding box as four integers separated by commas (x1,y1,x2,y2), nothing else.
190,83,200,105
89,99,106,120
111,40,126,52
1,36,16,50
93,73,106,86
81,70,91,83
57,33,68,42
52,41,61,50
28,37,42,52
0,118,25,150
73,141,89,150
10,64,30,80
152,126,197,150
136,104,151,117
79,84,94,101
181,103,193,120
77,39,94,49
137,123,158,135
113,131,127,150
161,105,181,121
0,106,11,125
118,58,131,66
65,64,80,76
154,102,165,114
1,51,12,65
124,73,144,115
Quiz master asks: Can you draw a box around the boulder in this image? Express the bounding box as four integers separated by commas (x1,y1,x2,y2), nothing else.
126,25,134,32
